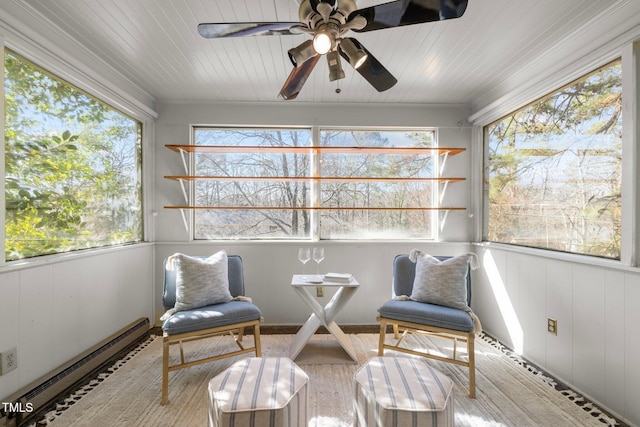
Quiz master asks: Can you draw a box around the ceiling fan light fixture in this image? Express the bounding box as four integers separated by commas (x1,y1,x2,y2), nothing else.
326,50,345,81
288,39,317,67
313,29,334,55
339,38,368,69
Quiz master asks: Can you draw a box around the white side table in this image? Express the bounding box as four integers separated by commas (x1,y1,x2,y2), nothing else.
289,274,360,362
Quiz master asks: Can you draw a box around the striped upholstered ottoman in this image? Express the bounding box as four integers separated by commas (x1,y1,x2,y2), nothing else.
354,357,454,427
208,357,308,427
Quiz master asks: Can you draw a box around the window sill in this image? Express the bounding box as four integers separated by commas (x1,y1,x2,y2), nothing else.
0,242,153,273
472,241,640,272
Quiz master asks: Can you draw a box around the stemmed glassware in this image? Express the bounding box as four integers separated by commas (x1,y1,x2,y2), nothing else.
298,248,311,279
312,247,325,280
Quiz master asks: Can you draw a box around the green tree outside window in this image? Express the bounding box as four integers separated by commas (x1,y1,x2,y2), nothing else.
486,60,622,259
4,50,143,260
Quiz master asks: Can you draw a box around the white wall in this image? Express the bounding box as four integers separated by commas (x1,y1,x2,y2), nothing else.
153,102,475,325
466,18,640,424
0,4,158,401
155,241,471,326
473,246,640,425
0,244,154,400
3,0,636,423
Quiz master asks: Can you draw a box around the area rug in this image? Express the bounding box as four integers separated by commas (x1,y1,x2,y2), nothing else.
32,332,623,427
294,335,357,365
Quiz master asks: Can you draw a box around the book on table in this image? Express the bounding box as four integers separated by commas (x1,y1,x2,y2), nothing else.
323,272,354,283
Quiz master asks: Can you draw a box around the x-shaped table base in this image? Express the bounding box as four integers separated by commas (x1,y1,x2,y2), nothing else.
289,275,360,362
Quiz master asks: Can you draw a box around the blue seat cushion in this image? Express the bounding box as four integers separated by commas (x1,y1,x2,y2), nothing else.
162,301,262,335
378,299,474,332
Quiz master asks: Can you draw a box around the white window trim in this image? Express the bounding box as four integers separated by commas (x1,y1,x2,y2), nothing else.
2,43,153,266
0,41,5,267
189,125,441,241
1,11,159,266
620,41,640,267
474,42,640,268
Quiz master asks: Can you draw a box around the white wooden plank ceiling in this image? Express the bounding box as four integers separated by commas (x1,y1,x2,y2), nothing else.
9,0,640,107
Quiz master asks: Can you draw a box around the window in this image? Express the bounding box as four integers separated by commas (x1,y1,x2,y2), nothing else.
485,59,622,258
317,129,437,239
193,128,312,239
4,50,143,260
192,127,440,240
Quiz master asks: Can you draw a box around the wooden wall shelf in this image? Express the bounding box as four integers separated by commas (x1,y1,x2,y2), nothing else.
164,175,466,183
163,143,467,230
165,144,465,156
164,206,467,211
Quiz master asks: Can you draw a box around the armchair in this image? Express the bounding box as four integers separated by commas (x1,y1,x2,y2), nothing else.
377,253,479,398
160,253,262,405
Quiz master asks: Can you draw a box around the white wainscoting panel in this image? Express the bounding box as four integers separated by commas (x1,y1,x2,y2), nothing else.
545,259,574,384
19,265,56,386
475,246,640,426
572,264,606,404
155,242,472,327
625,273,640,424
117,247,154,331
53,259,87,367
0,272,21,397
604,269,625,418
79,253,123,343
521,254,547,365
0,244,154,400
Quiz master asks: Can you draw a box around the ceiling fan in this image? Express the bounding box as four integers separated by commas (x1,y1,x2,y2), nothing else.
198,0,468,100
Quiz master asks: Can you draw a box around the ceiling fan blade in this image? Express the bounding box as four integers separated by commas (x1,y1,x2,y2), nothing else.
351,0,468,33
279,55,321,100
339,38,397,92
198,22,302,38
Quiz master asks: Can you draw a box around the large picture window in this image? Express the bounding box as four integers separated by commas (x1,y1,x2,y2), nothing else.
192,127,439,240
317,129,437,239
485,59,622,258
4,50,143,260
193,128,312,239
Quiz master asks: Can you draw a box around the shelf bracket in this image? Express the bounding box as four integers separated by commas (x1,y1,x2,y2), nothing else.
176,147,190,232
177,147,189,175
439,151,450,176
439,180,450,205
439,210,450,232
177,178,189,204
179,208,189,233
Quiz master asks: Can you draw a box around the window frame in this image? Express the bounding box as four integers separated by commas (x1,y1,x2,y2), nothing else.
2,47,148,264
188,125,447,241
190,126,314,240
483,58,623,260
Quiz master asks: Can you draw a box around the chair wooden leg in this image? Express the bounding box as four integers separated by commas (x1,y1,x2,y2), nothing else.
237,327,245,342
179,341,185,364
453,337,458,359
468,333,476,398
162,337,170,405
159,320,262,405
253,323,262,356
378,320,386,356
393,324,400,339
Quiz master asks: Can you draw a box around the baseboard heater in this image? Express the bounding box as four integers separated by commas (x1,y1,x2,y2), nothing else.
1,317,149,427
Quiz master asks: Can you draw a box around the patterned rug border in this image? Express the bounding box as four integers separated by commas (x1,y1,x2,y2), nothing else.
30,335,157,426
478,332,627,427
30,333,627,427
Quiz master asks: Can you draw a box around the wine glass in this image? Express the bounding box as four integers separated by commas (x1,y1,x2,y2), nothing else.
298,248,311,278
312,247,325,280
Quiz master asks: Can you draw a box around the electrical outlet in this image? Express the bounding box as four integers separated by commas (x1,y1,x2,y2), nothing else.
0,346,18,375
547,318,558,335
316,285,324,298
